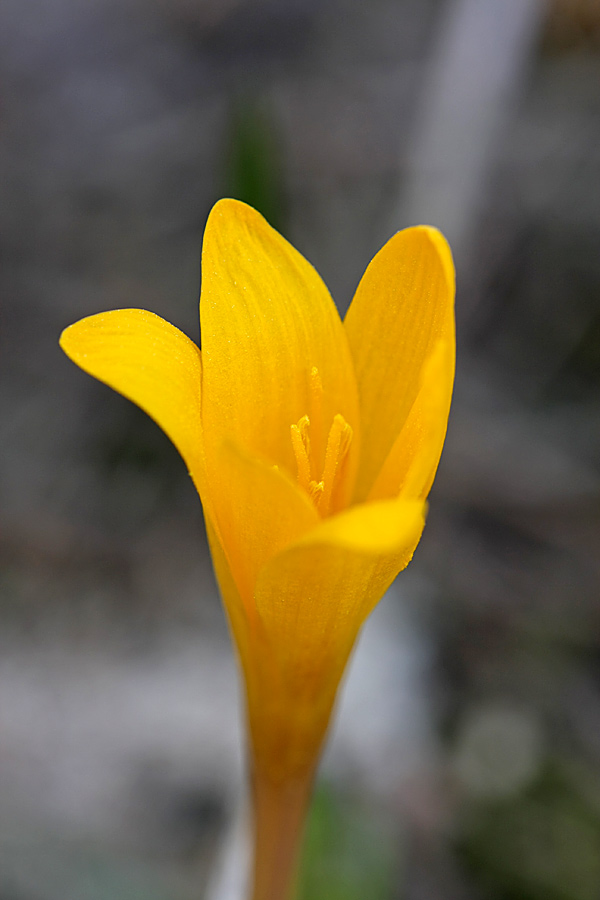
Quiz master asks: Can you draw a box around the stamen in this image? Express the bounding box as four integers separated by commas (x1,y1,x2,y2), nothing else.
310,366,323,400
291,415,311,494
318,414,353,516
309,367,324,463
290,409,353,517
297,414,311,451
308,480,324,504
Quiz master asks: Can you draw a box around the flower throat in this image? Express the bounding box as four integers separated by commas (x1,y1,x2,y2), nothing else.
290,367,353,517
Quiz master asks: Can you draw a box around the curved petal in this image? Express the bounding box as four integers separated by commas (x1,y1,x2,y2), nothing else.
246,498,425,777
254,498,425,701
368,336,455,502
59,309,205,493
204,514,251,667
292,496,425,555
208,439,320,615
344,225,455,501
200,199,360,494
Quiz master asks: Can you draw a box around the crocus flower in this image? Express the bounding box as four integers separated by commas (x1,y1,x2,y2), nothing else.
60,199,455,900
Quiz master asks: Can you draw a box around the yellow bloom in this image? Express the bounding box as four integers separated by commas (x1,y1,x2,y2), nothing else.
60,199,455,900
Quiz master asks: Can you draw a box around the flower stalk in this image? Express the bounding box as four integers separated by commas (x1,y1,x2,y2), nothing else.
250,763,314,900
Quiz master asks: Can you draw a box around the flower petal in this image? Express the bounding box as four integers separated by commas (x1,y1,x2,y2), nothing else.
200,199,360,490
344,225,455,501
208,439,320,615
368,337,455,502
204,514,251,666
292,496,425,555
254,498,425,701
59,309,205,492
245,498,425,778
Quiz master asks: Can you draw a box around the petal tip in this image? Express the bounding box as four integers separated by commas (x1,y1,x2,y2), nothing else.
59,317,88,360
295,498,427,557
207,197,263,227
415,225,456,295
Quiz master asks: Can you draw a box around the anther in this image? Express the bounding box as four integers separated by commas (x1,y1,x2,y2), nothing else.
308,480,324,504
291,415,311,494
309,367,324,462
310,366,322,395
318,414,353,516
291,409,353,517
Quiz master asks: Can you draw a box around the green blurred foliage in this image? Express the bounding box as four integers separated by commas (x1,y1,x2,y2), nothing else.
222,95,287,234
297,783,399,900
456,760,600,900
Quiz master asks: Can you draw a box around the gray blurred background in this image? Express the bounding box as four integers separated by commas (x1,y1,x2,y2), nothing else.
2,1,600,898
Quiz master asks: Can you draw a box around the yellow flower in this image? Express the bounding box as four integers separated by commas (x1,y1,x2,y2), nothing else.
60,199,455,900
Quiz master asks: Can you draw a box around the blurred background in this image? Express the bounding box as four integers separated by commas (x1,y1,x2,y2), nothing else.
2,0,600,897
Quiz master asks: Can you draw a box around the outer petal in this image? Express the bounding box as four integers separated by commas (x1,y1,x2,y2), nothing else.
291,497,425,555
200,199,359,490
204,514,251,668
59,309,205,493
247,498,425,778
368,337,455,502
254,498,425,694
207,439,319,617
344,225,455,501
